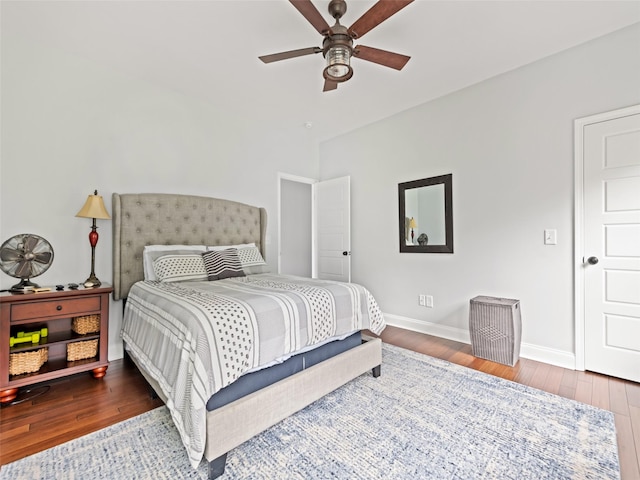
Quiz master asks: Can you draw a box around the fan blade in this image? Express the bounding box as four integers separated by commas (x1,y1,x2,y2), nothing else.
259,47,322,64
0,247,23,262
14,260,32,279
33,251,52,264
290,0,331,35
354,45,410,70
22,235,39,252
323,79,338,92
348,0,414,39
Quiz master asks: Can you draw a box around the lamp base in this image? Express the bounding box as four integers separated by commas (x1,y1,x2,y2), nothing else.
83,274,101,288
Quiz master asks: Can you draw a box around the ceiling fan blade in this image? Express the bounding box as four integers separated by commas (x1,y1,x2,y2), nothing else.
323,79,338,92
259,47,322,64
348,0,414,39
354,45,410,70
33,251,53,264
0,247,23,262
290,0,331,35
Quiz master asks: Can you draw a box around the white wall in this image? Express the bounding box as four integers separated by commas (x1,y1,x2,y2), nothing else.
3,17,638,369
0,35,319,359
319,24,640,368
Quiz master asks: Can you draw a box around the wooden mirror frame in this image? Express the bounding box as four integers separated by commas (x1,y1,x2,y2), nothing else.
398,174,454,253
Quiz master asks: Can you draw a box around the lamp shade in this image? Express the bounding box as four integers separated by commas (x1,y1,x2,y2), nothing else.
409,218,417,229
76,191,110,219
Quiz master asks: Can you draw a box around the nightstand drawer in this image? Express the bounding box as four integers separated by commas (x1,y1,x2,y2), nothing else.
10,296,101,322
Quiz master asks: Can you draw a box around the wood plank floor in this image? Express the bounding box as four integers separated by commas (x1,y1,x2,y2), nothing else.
1,325,639,479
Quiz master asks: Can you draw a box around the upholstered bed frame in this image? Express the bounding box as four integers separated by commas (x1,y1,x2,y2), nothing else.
112,193,382,479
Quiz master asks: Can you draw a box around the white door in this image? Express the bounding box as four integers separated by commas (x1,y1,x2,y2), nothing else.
314,176,351,282
578,105,640,382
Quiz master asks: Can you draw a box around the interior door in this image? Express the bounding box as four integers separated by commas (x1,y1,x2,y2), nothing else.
581,107,640,382
314,176,351,282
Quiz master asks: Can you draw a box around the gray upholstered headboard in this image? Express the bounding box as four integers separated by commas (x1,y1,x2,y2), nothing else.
112,193,267,300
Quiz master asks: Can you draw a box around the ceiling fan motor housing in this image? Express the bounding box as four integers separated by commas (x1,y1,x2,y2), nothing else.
328,0,347,20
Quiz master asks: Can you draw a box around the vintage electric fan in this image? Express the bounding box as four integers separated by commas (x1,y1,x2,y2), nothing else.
0,234,54,293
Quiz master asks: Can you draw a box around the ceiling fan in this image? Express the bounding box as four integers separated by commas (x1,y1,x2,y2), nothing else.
259,0,414,92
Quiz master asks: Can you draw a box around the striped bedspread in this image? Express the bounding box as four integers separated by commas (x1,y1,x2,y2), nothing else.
121,273,385,468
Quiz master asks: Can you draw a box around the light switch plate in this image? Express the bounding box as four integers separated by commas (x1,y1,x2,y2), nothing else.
544,229,557,245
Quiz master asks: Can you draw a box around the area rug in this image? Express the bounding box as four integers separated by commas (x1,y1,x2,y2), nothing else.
0,344,619,479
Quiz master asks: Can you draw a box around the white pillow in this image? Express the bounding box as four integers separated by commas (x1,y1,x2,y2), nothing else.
153,253,208,283
207,243,256,251
236,245,266,267
143,245,206,281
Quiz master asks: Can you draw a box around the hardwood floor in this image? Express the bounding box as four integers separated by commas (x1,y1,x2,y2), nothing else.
1,326,639,479
0,356,163,465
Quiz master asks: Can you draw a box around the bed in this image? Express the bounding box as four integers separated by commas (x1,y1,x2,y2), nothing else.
112,193,385,479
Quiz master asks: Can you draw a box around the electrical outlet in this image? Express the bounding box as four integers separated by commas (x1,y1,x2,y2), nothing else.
426,295,434,308
419,294,426,306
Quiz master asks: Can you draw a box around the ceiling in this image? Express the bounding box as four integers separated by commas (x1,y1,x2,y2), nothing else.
3,1,640,141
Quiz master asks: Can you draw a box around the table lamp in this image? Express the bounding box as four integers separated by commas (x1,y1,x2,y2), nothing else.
76,190,110,287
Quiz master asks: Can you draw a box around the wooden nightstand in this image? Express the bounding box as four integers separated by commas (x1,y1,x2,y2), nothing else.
0,285,112,403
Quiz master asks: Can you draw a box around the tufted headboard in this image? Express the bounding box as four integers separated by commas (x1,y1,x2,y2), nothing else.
112,193,267,300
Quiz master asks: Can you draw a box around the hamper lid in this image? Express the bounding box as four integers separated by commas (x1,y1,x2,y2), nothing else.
471,296,519,306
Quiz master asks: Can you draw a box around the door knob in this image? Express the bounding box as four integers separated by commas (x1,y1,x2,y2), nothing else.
587,256,599,265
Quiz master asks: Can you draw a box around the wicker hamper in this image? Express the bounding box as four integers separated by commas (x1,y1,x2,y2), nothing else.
67,339,98,361
72,314,100,335
469,296,521,366
9,348,48,375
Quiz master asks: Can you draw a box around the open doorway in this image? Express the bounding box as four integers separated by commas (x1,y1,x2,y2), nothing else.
278,173,352,282
278,173,314,276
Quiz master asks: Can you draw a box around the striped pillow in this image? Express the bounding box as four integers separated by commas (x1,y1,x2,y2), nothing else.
207,244,269,275
202,249,246,281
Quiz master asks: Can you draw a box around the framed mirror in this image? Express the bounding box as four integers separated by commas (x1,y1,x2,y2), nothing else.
399,173,453,253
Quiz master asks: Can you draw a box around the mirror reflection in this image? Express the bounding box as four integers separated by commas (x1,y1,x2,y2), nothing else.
399,174,453,253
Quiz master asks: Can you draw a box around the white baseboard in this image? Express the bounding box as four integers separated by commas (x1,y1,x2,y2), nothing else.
385,313,471,344
383,313,576,371
518,344,576,371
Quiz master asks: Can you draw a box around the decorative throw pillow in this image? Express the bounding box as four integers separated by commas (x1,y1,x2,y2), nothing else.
152,254,208,283
236,245,265,266
202,249,246,281
208,244,270,275
142,245,206,281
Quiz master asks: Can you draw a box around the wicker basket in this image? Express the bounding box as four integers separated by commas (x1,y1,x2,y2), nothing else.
67,339,98,361
72,314,100,335
9,348,48,375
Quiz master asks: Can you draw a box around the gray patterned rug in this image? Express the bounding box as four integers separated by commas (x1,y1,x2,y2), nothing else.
0,344,619,479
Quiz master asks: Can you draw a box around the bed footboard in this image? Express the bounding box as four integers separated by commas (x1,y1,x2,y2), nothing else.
204,337,382,478
126,337,382,478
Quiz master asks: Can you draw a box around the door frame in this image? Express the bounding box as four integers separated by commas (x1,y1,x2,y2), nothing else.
573,103,640,371
277,172,317,276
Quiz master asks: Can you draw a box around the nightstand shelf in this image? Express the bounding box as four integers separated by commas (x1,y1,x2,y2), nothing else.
9,331,100,354
0,285,112,403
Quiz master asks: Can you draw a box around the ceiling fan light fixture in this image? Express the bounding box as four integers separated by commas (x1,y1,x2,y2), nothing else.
260,0,414,92
323,46,353,82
